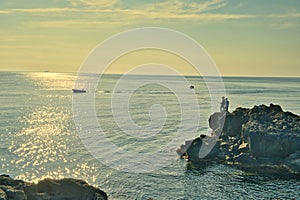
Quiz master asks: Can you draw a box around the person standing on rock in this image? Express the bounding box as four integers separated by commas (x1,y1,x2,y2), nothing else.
225,98,229,112
220,96,225,112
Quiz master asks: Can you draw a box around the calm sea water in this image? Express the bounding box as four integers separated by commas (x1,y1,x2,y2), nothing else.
0,72,299,199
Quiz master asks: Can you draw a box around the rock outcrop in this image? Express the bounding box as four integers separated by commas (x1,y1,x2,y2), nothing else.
178,104,300,176
0,174,107,200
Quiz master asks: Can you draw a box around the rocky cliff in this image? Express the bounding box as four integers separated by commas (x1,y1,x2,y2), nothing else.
177,104,300,176
0,175,107,200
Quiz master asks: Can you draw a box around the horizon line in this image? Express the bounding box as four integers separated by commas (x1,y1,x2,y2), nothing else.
0,69,300,78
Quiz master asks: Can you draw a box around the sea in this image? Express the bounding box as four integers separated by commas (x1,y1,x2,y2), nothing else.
0,71,299,199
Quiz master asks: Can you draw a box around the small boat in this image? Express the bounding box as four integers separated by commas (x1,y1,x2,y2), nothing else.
190,85,195,89
72,89,86,93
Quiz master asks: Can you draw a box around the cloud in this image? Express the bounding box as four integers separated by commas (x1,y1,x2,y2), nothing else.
10,8,81,13
0,45,51,49
5,0,226,15
26,12,253,29
25,20,132,28
24,11,253,29
0,11,10,14
270,22,296,29
267,13,300,19
1,0,299,25
265,13,300,29
0,35,47,42
1,0,255,29
77,0,118,7
143,0,226,14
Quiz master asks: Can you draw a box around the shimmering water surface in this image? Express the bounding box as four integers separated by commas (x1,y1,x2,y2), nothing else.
0,72,299,199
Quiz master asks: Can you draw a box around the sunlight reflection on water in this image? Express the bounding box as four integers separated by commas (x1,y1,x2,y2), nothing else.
3,72,100,186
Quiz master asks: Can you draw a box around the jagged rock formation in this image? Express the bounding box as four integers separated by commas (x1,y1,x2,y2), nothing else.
178,104,300,176
0,175,107,200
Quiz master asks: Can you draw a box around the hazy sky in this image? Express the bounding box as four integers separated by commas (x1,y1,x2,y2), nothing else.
0,0,299,76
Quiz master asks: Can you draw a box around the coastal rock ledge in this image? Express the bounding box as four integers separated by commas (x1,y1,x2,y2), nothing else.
0,175,107,200
178,104,300,176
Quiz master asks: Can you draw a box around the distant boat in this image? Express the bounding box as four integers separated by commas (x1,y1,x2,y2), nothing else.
190,85,195,89
72,89,86,93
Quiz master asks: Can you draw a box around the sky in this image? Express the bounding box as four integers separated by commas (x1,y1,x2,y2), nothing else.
0,0,299,76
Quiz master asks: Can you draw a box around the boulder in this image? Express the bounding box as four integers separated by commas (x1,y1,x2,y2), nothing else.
0,175,107,200
178,104,300,176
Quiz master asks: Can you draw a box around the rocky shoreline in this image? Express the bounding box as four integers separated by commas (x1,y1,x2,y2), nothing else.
0,175,107,200
177,104,300,177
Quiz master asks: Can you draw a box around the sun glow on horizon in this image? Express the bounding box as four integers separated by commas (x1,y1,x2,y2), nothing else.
0,0,299,76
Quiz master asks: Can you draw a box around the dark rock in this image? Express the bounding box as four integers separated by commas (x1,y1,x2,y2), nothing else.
238,142,249,153
36,179,107,200
284,151,300,173
0,175,107,200
222,108,250,137
176,139,193,157
178,104,300,176
200,134,206,139
209,112,226,131
244,126,299,158
0,175,24,189
4,188,26,200
0,185,26,200
0,188,7,200
186,137,220,162
232,153,256,164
